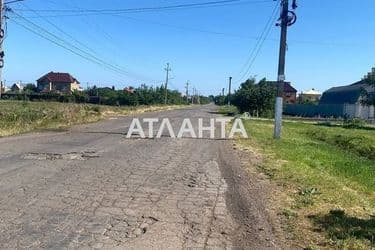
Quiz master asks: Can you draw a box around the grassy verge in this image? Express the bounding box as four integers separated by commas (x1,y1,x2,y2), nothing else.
0,101,185,137
217,105,239,115
236,118,374,249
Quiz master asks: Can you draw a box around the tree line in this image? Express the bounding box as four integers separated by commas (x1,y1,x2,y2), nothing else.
2,84,212,106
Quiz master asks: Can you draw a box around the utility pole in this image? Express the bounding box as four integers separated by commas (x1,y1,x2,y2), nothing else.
192,87,196,104
185,81,189,104
0,0,4,99
273,0,297,139
228,76,232,106
222,88,225,97
164,63,171,105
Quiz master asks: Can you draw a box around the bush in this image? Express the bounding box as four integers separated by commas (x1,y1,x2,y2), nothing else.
231,78,276,116
343,118,366,129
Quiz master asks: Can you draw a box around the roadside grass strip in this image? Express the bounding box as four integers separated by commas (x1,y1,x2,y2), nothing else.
237,119,374,249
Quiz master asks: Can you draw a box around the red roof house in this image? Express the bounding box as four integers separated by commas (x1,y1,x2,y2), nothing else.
283,82,298,104
37,72,81,93
270,81,298,104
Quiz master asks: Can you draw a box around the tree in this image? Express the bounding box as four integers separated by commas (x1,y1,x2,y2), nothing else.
96,87,119,105
361,68,375,106
23,84,37,93
364,69,375,86
232,78,276,117
72,90,89,103
213,95,226,106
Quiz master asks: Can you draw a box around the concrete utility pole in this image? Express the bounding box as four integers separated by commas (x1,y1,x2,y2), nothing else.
192,87,196,104
273,0,297,139
228,76,232,105
164,63,171,105
185,81,189,104
0,0,4,99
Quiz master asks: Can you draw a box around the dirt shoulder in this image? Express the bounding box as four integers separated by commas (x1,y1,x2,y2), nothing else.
218,141,292,249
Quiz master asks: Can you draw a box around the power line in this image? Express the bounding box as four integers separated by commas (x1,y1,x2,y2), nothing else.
44,0,166,84
236,6,279,83
43,0,150,81
8,10,133,77
233,1,279,84
45,0,123,51
20,2,97,55
15,1,169,84
13,9,375,48
12,1,373,48
9,0,272,44
13,0,273,15
10,18,127,76
109,14,265,41
7,10,161,82
5,0,24,4
12,19,119,72
19,2,156,82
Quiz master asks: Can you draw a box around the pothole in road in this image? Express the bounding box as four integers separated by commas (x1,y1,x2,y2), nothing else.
22,151,99,161
104,216,159,242
184,174,198,188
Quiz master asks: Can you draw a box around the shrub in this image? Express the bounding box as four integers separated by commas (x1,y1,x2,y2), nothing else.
343,118,366,129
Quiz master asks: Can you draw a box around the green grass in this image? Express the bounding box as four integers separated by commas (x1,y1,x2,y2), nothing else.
217,105,239,115
0,101,184,137
237,119,375,249
306,128,375,160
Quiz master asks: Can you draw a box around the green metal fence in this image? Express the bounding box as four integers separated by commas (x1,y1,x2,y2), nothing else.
284,104,345,118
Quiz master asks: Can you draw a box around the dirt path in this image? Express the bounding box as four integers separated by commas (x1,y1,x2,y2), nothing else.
0,105,282,249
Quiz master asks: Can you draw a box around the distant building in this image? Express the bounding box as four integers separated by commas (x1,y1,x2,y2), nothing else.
124,86,135,94
10,82,27,92
283,82,298,104
37,72,82,93
320,80,374,119
283,82,297,104
299,88,322,103
269,81,297,104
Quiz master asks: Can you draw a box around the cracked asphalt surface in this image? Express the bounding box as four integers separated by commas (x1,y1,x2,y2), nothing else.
0,105,280,249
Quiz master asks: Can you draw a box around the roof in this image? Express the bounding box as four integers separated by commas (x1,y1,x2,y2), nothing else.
37,72,79,84
283,82,297,93
11,83,27,90
320,80,375,105
269,81,297,93
302,89,321,95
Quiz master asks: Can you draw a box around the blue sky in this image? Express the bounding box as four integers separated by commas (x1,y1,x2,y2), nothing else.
4,0,375,95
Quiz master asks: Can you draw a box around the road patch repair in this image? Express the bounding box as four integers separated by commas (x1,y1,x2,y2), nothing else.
22,151,100,161
0,106,282,249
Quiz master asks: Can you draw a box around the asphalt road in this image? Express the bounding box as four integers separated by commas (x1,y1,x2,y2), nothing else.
0,105,280,249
